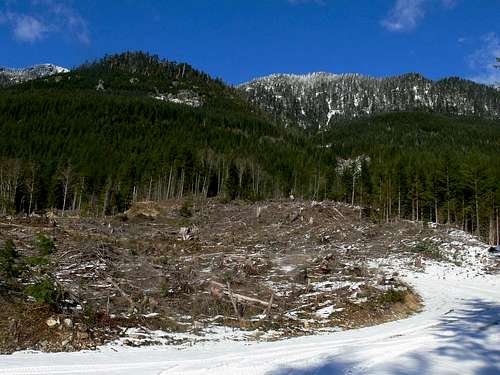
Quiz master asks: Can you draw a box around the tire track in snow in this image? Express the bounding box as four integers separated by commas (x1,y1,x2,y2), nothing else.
1,261,499,375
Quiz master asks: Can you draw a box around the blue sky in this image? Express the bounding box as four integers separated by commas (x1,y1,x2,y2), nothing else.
0,0,498,85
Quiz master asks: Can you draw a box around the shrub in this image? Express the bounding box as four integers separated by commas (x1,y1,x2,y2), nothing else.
83,304,97,324
411,240,443,260
35,233,56,256
25,256,49,267
179,199,193,218
379,288,406,304
24,279,60,305
0,239,19,278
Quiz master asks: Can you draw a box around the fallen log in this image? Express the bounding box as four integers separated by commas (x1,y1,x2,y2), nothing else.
332,207,345,218
209,280,278,308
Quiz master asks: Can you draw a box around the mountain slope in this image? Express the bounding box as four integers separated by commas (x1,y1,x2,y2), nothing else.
0,64,69,87
0,52,321,213
0,52,498,245
9,52,251,111
239,72,500,130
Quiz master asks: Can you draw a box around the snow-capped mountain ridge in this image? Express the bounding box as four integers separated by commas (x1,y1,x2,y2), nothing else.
240,72,500,129
247,72,355,83
0,64,69,87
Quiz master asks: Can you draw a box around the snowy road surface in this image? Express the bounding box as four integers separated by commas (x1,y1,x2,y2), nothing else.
1,260,499,374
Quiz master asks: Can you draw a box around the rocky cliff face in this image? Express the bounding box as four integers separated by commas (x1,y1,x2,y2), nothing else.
239,72,500,129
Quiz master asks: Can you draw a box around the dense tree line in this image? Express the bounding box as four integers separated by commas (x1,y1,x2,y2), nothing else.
318,113,500,245
0,90,322,215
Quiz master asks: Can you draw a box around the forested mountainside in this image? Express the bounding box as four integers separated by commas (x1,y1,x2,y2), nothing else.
0,64,68,87
0,52,321,214
0,52,499,243
7,52,251,111
317,112,500,244
239,72,500,130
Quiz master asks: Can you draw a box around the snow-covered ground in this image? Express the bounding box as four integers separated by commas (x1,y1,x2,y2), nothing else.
1,231,499,375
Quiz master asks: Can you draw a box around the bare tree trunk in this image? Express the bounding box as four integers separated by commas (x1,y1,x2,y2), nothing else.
28,176,34,215
496,208,499,246
351,173,355,206
359,181,363,220
489,208,496,245
162,172,167,200
195,173,200,197
0,160,22,214
217,164,221,196
236,160,245,199
60,165,73,217
434,195,439,224
28,184,33,215
178,169,185,199
202,173,208,198
148,177,153,201
166,166,173,199
475,179,480,237
398,188,401,220
102,180,111,217
62,181,68,216
78,192,83,212
293,172,297,197
78,177,85,212
157,176,162,202
315,169,321,201
416,188,420,222
446,170,451,224
72,191,77,211
256,166,261,197
387,188,390,223
462,196,466,231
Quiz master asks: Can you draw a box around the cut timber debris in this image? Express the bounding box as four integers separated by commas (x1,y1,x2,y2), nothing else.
106,277,136,311
227,282,243,321
209,281,278,308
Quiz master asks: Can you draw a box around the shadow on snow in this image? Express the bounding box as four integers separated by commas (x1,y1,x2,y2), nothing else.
267,299,500,375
